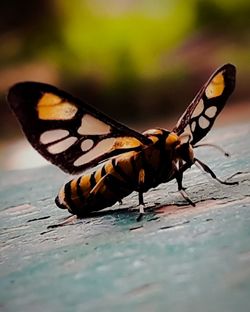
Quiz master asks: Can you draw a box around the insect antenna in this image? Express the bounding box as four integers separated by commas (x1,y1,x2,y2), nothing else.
193,143,229,157
194,158,238,185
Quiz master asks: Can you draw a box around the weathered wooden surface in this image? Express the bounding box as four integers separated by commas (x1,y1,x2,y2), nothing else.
0,122,250,312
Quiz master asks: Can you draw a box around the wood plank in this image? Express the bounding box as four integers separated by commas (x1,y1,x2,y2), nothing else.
0,122,250,312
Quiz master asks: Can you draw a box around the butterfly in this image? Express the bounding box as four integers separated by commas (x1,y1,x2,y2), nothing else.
8,64,237,220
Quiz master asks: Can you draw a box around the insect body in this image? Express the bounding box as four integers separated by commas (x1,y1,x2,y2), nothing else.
8,64,237,218
56,129,182,216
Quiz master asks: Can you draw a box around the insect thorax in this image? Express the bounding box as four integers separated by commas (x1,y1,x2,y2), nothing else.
143,127,194,166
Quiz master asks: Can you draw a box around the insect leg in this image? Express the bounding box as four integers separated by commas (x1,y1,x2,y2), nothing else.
177,160,187,190
137,169,146,221
179,189,196,207
194,158,239,185
193,143,230,157
89,175,106,195
138,191,145,206
89,174,127,205
175,163,196,207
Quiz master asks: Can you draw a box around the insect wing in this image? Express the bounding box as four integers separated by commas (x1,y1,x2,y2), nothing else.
8,82,151,174
173,64,236,145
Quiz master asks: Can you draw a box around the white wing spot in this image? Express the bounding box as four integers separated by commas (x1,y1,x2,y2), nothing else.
78,114,111,135
81,139,94,151
185,125,192,136
180,124,193,142
48,137,77,154
198,116,210,129
40,129,69,144
205,106,217,118
192,99,204,118
74,138,115,167
191,121,196,133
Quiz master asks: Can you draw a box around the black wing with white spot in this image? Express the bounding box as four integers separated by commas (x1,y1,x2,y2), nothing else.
8,82,152,174
172,64,236,145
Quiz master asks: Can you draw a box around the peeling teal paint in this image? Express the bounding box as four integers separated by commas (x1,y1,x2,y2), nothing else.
0,123,250,312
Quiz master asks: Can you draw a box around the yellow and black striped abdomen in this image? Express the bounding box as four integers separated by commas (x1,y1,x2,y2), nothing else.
55,151,139,216
55,131,177,216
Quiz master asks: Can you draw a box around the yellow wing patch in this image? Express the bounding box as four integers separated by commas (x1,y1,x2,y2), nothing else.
205,72,225,99
37,93,78,120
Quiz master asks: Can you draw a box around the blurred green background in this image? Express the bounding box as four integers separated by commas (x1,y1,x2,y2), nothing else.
0,0,249,168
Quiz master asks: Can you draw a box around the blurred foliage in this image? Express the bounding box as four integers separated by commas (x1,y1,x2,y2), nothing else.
1,0,195,78
1,0,250,77
196,0,250,32
54,0,196,79
0,0,250,139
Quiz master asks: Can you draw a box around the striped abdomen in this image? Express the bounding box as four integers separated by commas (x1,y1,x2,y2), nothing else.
55,131,176,216
55,151,140,216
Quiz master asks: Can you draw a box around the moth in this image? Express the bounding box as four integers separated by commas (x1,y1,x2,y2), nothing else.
8,64,237,220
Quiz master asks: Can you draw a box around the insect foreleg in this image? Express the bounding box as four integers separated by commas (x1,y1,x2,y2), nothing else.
194,158,239,186
175,162,196,207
